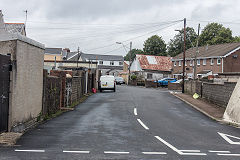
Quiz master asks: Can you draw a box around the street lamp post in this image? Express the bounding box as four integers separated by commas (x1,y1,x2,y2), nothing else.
116,42,132,85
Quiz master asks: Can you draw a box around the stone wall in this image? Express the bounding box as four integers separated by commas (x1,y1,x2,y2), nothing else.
202,82,236,108
184,80,202,95
184,80,236,108
168,83,182,90
145,81,157,88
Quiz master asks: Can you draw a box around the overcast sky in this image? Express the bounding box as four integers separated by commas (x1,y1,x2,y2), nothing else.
2,0,240,56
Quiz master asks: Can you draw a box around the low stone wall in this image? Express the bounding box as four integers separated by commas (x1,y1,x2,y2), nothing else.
184,80,202,95
168,83,182,90
145,81,157,88
202,82,236,108
129,80,137,86
184,80,236,108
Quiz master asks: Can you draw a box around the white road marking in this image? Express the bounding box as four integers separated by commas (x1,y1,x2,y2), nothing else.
134,108,137,116
15,149,45,153
154,136,181,154
63,150,90,153
154,136,206,156
218,132,240,145
217,153,240,156
142,152,167,155
180,153,207,156
104,151,129,154
137,119,149,130
209,150,230,153
179,150,201,152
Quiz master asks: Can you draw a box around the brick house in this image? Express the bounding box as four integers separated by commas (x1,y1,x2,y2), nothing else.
130,54,172,81
172,42,240,79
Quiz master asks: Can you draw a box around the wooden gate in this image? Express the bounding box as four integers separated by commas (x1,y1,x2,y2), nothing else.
0,54,10,132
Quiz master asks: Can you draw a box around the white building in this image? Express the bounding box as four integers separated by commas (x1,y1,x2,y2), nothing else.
67,52,124,76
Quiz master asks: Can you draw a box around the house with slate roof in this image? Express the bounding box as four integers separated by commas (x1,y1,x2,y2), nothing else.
4,23,26,36
130,54,172,81
67,52,124,76
172,42,240,79
44,48,65,61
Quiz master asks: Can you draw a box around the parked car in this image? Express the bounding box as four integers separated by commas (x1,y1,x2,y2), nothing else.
171,79,183,84
157,78,177,86
115,77,125,85
99,75,116,92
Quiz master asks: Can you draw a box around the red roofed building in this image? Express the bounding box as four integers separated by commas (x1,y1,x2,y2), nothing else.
130,54,172,81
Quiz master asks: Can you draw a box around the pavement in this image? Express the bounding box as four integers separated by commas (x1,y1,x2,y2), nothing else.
1,85,240,160
172,92,225,121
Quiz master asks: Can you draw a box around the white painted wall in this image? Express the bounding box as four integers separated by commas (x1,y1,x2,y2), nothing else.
98,60,123,66
130,59,142,71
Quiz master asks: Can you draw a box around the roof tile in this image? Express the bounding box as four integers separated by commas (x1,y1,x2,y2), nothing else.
136,54,172,71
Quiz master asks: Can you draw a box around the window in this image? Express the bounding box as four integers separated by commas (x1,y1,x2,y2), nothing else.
119,61,123,65
211,58,214,65
185,61,187,66
99,61,103,65
217,58,221,65
203,59,206,65
174,61,176,66
179,60,182,66
110,61,114,65
190,60,192,66
147,73,153,79
197,59,200,65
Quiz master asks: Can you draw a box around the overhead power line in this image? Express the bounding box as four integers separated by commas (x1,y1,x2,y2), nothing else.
85,20,182,53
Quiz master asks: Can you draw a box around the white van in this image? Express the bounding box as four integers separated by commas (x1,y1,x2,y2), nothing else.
99,75,116,92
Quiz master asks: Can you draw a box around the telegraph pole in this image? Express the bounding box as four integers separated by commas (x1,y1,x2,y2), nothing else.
193,24,200,80
77,47,80,68
128,41,132,84
182,18,186,93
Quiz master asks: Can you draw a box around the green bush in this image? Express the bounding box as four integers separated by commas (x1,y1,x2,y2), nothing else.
131,74,137,80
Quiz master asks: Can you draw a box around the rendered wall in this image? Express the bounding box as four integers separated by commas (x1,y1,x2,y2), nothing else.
0,40,44,131
223,78,240,124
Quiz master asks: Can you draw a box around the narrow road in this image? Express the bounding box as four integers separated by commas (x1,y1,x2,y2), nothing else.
1,85,240,160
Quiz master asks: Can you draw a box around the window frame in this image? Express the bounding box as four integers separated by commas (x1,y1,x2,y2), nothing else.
210,58,214,65
217,58,221,65
179,60,182,66
189,60,192,66
197,59,200,66
203,59,206,65
147,73,153,79
98,60,103,65
110,61,114,66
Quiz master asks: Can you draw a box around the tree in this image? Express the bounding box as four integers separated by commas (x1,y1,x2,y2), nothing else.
233,36,240,42
199,23,234,46
167,27,197,57
143,35,167,56
124,48,144,61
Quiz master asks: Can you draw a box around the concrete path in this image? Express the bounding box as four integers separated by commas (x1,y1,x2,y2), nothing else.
0,85,240,159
